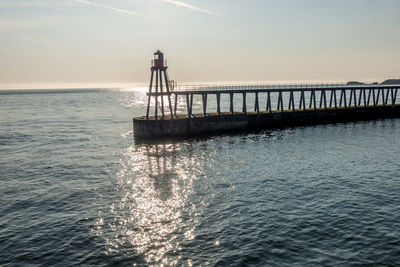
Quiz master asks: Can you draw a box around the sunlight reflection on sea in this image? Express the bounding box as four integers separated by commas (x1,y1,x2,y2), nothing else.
94,142,208,265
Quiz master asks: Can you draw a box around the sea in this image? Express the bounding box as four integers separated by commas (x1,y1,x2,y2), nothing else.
1,88,400,266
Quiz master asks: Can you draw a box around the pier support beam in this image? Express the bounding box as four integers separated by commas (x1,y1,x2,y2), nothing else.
390,89,394,108
159,70,165,119
278,91,283,111
358,89,363,107
146,71,154,119
309,90,316,110
254,92,260,114
376,89,381,106
319,90,327,110
242,92,247,113
155,68,159,120
367,89,372,106
186,94,192,118
190,94,193,116
174,94,178,117
202,94,207,117
360,89,367,107
217,93,221,115
372,89,376,106
368,88,377,106
230,93,234,114
266,92,272,113
163,71,174,118
349,89,355,107
340,90,347,109
289,91,295,111
384,88,390,105
299,91,306,111
329,90,337,109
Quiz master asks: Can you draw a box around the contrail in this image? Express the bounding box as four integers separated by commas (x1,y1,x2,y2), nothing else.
161,0,219,15
72,0,148,17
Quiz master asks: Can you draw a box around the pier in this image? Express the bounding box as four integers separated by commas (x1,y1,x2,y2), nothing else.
133,51,400,139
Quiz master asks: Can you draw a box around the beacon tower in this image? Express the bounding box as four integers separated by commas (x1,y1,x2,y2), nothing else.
146,50,174,119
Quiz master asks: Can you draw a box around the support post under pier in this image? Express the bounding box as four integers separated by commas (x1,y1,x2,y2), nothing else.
202,94,207,116
242,92,247,113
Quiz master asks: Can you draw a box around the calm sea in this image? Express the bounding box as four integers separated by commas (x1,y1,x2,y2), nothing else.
1,88,400,266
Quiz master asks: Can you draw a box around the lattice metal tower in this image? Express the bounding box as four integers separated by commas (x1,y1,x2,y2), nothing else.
146,50,174,119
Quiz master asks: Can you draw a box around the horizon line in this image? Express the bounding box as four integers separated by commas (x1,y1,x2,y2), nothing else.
1,79,398,90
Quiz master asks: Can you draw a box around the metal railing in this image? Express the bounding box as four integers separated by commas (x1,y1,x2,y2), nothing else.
174,83,400,92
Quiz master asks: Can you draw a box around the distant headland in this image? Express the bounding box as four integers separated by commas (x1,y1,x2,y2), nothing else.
347,79,400,85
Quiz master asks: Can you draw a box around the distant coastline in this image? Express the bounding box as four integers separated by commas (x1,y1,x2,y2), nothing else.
347,79,400,85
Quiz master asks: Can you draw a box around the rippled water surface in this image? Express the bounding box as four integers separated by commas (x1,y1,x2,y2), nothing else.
1,89,400,266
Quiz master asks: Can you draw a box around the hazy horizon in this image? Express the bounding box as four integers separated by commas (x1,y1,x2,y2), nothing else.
2,77,400,90
1,0,399,89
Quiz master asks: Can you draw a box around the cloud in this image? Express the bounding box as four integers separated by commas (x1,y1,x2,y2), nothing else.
161,0,219,15
72,0,149,17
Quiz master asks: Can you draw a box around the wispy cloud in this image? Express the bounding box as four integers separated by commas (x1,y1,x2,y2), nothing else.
72,0,149,17
161,0,219,15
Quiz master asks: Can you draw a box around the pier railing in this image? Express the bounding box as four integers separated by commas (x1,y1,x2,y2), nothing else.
146,83,400,119
174,83,400,92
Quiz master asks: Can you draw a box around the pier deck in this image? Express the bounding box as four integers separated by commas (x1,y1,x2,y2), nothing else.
134,84,400,139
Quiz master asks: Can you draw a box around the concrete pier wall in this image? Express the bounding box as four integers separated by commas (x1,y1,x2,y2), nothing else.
133,105,400,139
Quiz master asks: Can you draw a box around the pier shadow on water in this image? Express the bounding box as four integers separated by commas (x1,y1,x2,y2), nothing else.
146,144,180,201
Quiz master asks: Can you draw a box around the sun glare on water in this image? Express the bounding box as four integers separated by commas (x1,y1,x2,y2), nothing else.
93,143,207,265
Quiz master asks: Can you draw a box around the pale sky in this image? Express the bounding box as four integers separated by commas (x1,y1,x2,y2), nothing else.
0,0,399,89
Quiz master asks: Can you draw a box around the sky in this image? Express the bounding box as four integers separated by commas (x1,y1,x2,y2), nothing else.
0,0,399,89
